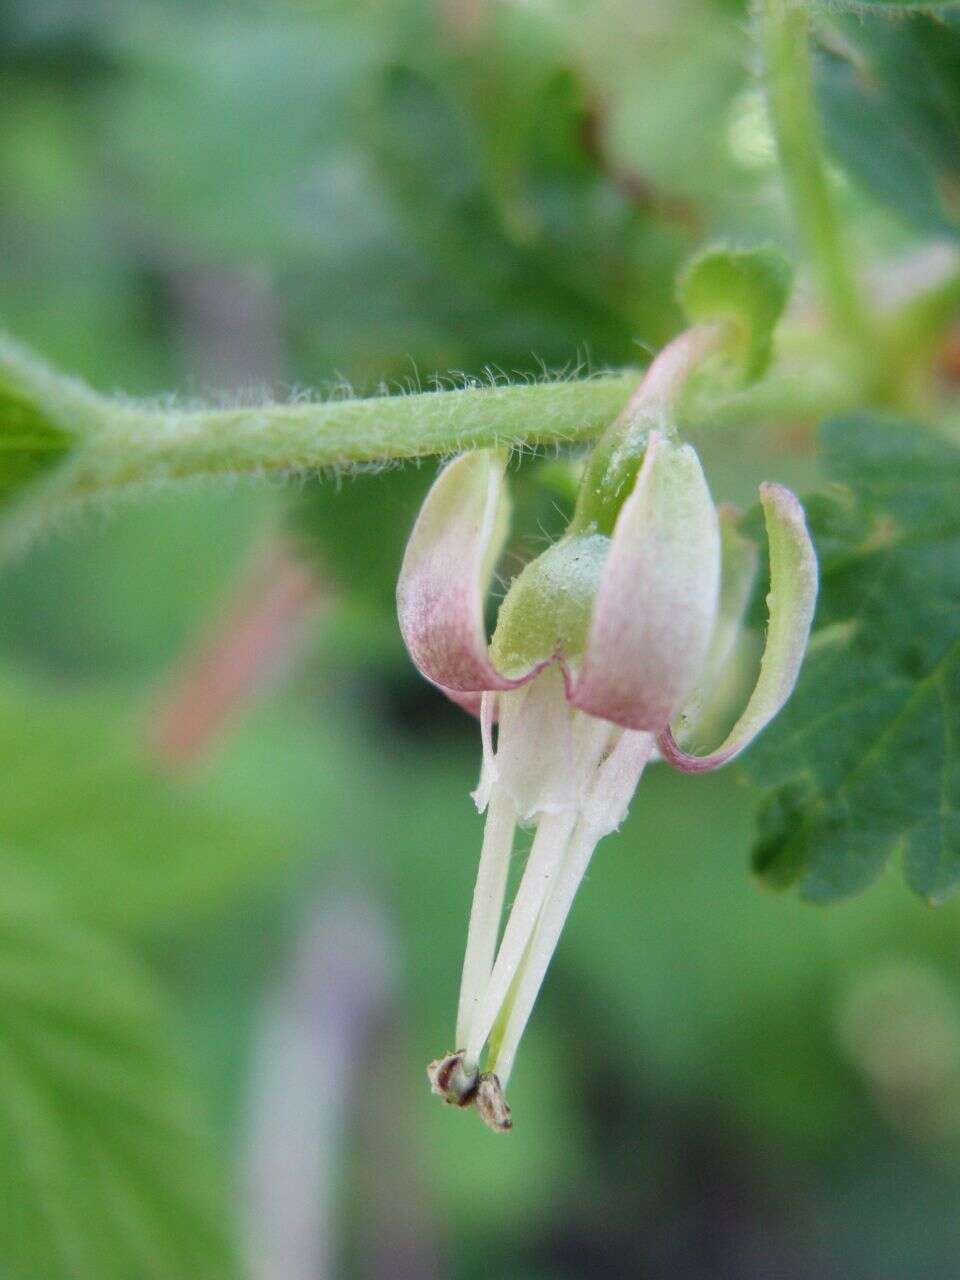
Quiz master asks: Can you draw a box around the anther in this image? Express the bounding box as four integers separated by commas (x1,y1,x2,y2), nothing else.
426,1050,479,1107
476,1073,513,1132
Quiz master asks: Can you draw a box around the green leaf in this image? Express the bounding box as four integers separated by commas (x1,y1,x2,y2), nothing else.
815,9,960,237
744,415,960,903
676,246,793,382
0,863,239,1279
0,379,72,509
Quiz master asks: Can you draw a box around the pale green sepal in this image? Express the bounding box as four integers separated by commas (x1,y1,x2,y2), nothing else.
658,482,817,771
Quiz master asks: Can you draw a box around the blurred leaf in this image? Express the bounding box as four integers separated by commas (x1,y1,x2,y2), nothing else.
288,463,433,618
677,244,792,381
816,9,960,237
0,862,238,1279
0,672,321,929
811,1,960,7
0,487,273,682
441,0,574,241
368,51,687,368
572,0,750,208
744,415,960,903
101,10,383,261
1,0,695,389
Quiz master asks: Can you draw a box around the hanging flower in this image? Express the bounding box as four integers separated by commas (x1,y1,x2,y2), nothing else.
396,332,818,1131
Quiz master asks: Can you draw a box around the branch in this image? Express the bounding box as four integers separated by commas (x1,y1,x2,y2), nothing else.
0,328,867,555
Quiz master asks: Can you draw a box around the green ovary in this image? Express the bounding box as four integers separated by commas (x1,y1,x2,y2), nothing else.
489,533,609,679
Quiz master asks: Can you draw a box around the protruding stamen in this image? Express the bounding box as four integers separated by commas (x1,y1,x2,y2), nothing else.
489,731,655,1087
464,807,578,1067
455,787,517,1049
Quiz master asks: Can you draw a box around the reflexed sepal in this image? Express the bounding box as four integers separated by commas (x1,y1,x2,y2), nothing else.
396,450,524,693
658,483,818,771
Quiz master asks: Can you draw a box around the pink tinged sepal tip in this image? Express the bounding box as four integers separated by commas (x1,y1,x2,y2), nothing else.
571,431,721,732
657,482,818,773
396,450,543,702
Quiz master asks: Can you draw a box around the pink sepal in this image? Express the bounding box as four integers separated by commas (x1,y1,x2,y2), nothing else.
397,451,532,694
570,432,721,732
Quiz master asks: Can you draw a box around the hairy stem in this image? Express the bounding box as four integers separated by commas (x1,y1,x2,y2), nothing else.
3,313,637,492
0,326,868,557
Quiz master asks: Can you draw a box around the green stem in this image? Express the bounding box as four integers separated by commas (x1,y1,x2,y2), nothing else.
0,327,867,554
680,332,864,429
76,377,638,487
0,331,634,485
758,0,872,349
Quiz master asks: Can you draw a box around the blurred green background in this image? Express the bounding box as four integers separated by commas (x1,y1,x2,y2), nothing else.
2,0,960,1277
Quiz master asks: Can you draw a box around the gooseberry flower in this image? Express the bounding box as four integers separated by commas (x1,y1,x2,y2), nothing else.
397,332,818,1131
